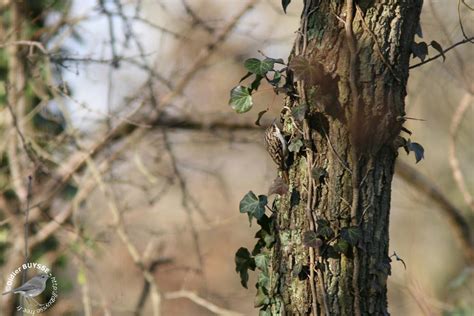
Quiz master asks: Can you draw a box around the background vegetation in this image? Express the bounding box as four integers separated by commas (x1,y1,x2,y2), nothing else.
0,0,472,315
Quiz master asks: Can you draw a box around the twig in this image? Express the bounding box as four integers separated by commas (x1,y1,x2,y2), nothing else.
181,0,215,34
19,176,33,313
409,36,474,69
396,161,474,264
163,130,205,269
86,157,161,316
99,0,120,67
165,290,244,316
36,0,258,212
449,92,473,211
0,40,47,54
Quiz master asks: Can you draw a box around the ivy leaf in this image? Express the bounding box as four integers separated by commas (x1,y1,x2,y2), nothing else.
244,58,274,76
235,247,256,288
267,176,289,196
415,22,423,38
255,286,270,308
254,253,270,274
239,191,268,224
265,57,285,65
303,231,323,249
291,103,307,121
255,110,268,126
341,226,362,246
229,86,253,113
288,138,303,153
289,56,324,84
316,219,334,239
259,308,272,316
411,42,428,62
250,75,264,91
334,240,350,254
430,40,445,62
257,272,270,291
281,0,291,13
405,139,425,163
268,71,281,87
290,189,300,208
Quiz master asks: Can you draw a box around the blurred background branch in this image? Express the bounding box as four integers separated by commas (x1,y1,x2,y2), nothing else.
0,0,472,314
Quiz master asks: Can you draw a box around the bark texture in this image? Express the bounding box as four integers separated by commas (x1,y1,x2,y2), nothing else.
270,1,423,315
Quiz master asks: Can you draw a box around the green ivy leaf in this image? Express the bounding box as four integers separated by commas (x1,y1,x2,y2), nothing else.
341,226,362,246
250,75,264,91
303,231,323,249
430,40,445,62
411,42,429,61
244,58,274,76
259,308,272,316
288,138,303,153
268,71,281,87
316,219,334,239
266,57,285,65
254,286,270,308
229,86,253,113
235,247,256,288
254,253,269,274
239,191,268,224
334,240,350,254
281,0,291,13
257,272,270,291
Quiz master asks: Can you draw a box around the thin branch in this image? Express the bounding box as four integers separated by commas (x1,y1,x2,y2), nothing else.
165,290,244,316
35,0,259,214
409,36,474,69
0,40,47,54
181,0,215,34
86,157,161,316
163,131,205,269
396,161,474,264
449,92,473,211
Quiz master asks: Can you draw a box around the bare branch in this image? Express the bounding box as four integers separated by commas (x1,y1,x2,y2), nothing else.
449,92,473,211
396,161,474,264
409,36,474,69
165,290,244,316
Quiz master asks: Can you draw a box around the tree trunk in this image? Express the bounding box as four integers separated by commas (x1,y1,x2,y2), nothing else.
270,1,422,315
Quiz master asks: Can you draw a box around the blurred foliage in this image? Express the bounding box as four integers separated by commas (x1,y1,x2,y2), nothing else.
0,0,72,266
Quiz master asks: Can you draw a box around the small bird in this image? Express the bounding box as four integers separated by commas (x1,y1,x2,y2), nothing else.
264,122,289,182
2,274,49,300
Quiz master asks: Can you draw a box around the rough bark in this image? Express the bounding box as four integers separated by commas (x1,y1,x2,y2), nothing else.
270,1,423,315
